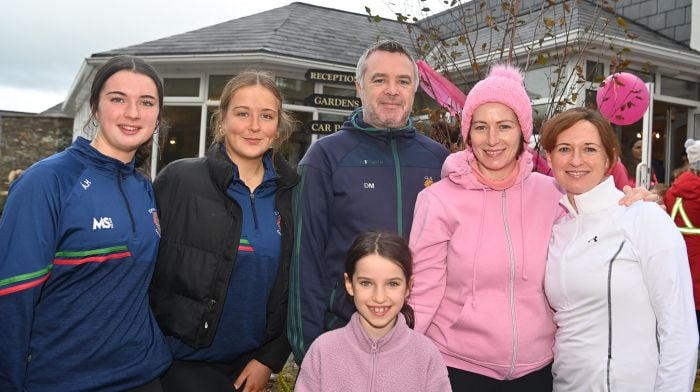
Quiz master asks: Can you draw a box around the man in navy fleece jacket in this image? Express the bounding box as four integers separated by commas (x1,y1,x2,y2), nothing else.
287,39,449,363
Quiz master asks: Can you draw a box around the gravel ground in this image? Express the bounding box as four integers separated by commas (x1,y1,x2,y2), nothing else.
265,356,298,392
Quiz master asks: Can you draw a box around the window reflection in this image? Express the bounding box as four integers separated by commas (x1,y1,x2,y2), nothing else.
164,78,200,97
208,75,234,100
276,77,314,106
586,61,605,83
661,76,700,101
282,111,312,168
159,106,202,171
524,66,556,100
323,85,355,97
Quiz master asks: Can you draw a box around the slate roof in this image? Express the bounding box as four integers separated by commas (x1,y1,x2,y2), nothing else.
0,109,36,116
94,2,416,67
422,0,694,65
93,0,695,69
38,102,70,117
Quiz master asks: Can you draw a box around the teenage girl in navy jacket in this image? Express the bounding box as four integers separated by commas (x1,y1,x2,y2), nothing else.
0,55,171,391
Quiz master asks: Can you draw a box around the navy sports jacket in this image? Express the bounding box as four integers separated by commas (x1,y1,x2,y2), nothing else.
0,137,171,391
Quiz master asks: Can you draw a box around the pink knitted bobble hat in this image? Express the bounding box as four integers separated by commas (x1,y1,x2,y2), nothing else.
460,64,533,144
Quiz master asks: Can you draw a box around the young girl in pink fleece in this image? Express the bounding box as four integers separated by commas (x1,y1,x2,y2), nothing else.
295,231,451,392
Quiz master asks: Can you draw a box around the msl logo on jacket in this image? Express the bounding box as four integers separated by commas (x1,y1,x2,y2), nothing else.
92,217,114,230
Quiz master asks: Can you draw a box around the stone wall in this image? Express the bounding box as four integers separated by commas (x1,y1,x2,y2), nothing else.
0,114,73,213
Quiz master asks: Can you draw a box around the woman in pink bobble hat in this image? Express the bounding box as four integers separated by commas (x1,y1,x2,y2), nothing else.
409,64,651,391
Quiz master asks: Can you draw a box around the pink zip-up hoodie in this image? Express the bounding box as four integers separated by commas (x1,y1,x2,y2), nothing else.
409,148,564,380
295,313,451,392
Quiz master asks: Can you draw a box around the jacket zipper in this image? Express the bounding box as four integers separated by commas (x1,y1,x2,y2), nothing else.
390,135,403,236
249,192,259,231
368,341,378,392
606,241,625,392
326,281,340,330
204,298,217,329
117,172,136,233
502,190,518,379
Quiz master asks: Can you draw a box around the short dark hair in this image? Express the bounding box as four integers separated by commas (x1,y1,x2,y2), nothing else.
345,230,415,328
88,55,164,169
355,39,419,92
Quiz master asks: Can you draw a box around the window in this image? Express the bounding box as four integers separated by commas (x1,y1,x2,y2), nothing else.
622,69,653,83
323,85,356,97
276,77,314,106
318,113,346,122
586,61,605,83
661,76,700,101
158,106,202,171
532,103,549,136
282,111,313,168
205,106,217,147
413,90,442,113
524,66,556,100
208,75,234,101
164,78,200,97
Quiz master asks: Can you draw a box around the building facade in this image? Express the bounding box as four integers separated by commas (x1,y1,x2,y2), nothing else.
61,1,700,185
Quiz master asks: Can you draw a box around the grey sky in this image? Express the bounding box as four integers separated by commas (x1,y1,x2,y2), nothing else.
1,0,441,113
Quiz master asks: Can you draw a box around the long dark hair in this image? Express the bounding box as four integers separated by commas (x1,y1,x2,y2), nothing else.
620,137,642,179
345,230,415,328
87,55,164,171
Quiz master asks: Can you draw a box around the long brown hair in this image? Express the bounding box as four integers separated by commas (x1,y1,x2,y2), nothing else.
210,70,294,149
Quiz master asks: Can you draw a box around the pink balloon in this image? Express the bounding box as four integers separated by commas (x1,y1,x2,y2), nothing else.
596,72,650,125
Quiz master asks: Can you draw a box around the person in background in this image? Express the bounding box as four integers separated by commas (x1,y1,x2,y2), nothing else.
295,231,451,392
664,138,700,337
672,153,689,182
409,64,654,391
541,107,697,391
622,139,644,186
0,55,171,391
150,71,299,392
287,39,449,363
614,138,659,189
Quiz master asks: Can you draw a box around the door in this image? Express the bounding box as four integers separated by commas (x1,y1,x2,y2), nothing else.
618,92,695,186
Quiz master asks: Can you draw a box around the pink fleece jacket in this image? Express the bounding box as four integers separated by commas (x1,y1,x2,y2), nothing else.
295,313,451,392
409,149,564,380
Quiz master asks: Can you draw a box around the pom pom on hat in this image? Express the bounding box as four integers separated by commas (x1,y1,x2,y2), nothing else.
460,64,533,144
685,139,700,170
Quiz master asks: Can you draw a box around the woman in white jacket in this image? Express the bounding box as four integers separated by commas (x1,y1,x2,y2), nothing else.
540,107,698,391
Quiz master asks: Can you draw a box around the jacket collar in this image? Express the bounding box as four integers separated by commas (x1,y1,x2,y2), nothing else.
205,143,300,193
348,312,410,353
344,108,415,137
560,176,622,216
70,136,136,176
442,148,535,190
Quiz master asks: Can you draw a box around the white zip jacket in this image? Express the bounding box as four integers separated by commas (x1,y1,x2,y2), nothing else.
545,177,698,392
